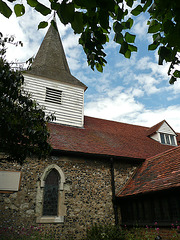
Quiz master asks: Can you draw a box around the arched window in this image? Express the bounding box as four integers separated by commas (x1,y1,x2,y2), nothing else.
43,169,60,216
36,164,66,223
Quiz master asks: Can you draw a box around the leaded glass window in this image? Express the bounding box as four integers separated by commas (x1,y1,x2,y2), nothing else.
170,135,175,145
43,169,60,216
160,133,165,144
165,134,170,144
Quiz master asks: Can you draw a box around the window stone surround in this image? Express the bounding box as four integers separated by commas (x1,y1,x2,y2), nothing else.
36,164,66,223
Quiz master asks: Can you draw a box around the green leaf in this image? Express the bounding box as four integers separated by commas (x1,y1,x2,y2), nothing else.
148,2,156,14
120,41,128,55
125,32,136,43
27,0,38,7
95,31,106,45
121,18,134,30
169,76,176,84
158,46,172,64
95,62,103,72
71,12,83,34
148,42,160,51
58,2,74,25
38,21,48,30
158,54,163,65
128,44,137,52
35,3,51,16
152,33,161,42
173,70,180,78
163,20,174,34
74,0,97,9
0,0,12,18
105,34,109,43
143,0,152,12
127,18,134,29
51,2,60,11
114,33,123,44
99,10,109,30
125,0,134,7
113,21,123,33
148,20,161,33
115,5,124,21
14,4,25,17
131,5,143,16
125,49,131,58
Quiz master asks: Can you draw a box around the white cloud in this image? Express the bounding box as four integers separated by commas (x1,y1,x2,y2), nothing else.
134,106,180,132
131,14,149,41
0,4,48,62
85,87,180,132
85,87,144,121
63,31,83,71
125,87,144,98
134,74,160,95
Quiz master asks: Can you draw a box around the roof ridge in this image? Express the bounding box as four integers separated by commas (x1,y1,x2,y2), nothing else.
85,116,149,129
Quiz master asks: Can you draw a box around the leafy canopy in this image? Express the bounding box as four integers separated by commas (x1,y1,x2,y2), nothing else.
1,0,180,84
0,34,54,164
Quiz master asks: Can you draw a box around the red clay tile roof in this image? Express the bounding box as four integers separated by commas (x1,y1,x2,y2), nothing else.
48,116,175,160
117,146,180,197
146,120,165,136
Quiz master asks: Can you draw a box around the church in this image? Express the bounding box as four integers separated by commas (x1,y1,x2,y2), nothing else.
0,22,180,239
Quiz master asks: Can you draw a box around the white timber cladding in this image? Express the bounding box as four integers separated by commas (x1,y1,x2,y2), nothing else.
23,74,84,127
158,122,176,135
150,132,159,142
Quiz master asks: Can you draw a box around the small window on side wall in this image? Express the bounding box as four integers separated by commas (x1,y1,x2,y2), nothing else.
43,169,59,216
36,164,66,223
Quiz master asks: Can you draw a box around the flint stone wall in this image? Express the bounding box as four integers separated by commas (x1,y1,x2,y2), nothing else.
0,154,138,239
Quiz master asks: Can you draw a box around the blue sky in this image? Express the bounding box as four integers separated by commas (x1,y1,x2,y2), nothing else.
0,1,180,131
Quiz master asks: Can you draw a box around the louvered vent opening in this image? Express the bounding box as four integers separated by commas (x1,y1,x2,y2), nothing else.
45,87,62,104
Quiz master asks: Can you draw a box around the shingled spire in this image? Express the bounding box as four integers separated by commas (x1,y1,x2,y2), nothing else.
28,21,87,90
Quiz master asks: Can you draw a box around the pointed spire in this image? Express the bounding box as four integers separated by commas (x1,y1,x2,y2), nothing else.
28,20,87,90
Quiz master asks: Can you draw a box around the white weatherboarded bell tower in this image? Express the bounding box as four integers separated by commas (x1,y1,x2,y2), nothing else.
23,22,87,128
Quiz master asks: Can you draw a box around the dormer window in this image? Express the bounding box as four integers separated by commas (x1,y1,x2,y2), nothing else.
147,120,177,146
160,133,176,146
45,87,62,104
